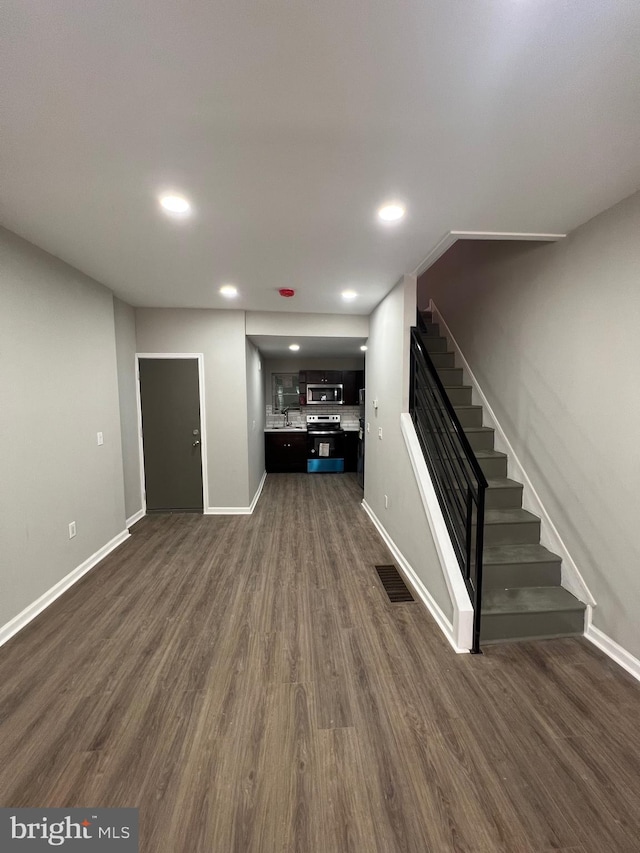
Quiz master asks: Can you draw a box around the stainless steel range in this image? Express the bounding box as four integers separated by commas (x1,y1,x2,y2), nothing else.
306,414,345,473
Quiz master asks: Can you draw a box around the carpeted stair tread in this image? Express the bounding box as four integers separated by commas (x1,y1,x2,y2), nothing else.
482,586,585,615
483,543,561,565
483,508,539,525
485,478,523,491
475,449,507,460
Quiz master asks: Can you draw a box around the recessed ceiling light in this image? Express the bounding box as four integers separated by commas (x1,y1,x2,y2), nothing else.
159,194,191,215
360,345,368,352
342,290,357,301
378,202,405,222
219,284,238,298
289,344,300,351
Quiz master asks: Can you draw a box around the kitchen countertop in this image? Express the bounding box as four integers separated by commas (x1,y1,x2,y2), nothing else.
264,426,359,432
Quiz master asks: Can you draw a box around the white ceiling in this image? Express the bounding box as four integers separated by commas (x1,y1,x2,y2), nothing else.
248,335,367,358
1,0,639,317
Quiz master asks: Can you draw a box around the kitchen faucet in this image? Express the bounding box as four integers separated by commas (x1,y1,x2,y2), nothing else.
282,407,291,427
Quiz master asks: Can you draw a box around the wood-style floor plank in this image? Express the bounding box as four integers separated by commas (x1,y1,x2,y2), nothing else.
1,472,639,852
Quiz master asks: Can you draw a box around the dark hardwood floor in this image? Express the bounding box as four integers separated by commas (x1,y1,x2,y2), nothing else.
1,473,639,852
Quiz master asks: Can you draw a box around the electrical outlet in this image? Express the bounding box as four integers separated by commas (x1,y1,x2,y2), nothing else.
367,422,370,433
68,521,77,539
378,427,383,440
97,432,104,445
384,494,389,509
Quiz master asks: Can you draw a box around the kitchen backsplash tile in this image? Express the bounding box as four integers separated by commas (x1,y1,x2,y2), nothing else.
266,404,359,429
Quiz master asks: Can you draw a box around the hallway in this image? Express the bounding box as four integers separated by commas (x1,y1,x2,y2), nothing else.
1,473,639,852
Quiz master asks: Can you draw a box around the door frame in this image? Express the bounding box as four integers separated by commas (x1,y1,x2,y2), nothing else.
135,353,209,514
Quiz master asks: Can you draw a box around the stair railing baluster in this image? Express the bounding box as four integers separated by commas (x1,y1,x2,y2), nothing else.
410,310,487,653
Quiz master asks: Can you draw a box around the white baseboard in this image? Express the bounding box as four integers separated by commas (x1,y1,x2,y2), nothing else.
429,298,596,607
205,471,267,516
205,506,253,515
361,500,469,654
0,529,130,649
585,609,640,683
249,470,268,513
126,508,145,529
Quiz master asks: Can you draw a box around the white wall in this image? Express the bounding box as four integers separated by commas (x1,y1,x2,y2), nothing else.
135,308,252,510
246,311,369,338
365,275,454,623
113,297,142,523
245,339,265,501
420,191,640,659
0,227,126,631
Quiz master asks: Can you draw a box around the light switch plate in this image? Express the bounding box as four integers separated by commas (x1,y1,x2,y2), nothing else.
97,432,104,445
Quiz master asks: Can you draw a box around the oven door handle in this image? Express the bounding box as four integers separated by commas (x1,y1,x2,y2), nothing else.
307,430,344,435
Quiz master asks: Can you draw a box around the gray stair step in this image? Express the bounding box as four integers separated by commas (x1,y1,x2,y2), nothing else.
481,508,541,546
453,405,483,427
481,586,585,643
421,321,441,336
451,477,522,510
484,478,524,509
452,477,522,511
428,351,456,368
482,543,561,589
463,426,495,451
421,311,433,322
443,384,473,405
422,335,448,353
436,366,464,386
475,449,508,479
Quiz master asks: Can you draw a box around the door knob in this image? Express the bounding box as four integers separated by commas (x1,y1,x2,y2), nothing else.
192,440,201,447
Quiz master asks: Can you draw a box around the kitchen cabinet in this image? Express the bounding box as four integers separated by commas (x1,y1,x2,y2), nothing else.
265,432,307,473
342,370,364,406
298,369,364,406
301,370,343,384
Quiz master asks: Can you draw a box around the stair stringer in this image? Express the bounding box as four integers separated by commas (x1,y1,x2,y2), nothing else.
399,413,474,651
428,298,596,609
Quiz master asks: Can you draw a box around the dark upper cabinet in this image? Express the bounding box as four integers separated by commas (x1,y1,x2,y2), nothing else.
342,370,364,405
298,368,363,406
303,370,343,384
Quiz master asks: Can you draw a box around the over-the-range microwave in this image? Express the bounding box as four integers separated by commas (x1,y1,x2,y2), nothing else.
305,383,344,405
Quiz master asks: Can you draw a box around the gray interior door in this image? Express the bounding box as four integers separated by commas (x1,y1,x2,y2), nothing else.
139,358,204,512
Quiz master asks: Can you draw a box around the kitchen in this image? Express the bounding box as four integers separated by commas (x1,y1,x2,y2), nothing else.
265,367,365,482
257,341,366,486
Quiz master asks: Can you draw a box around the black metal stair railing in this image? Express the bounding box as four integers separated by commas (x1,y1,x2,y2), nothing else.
409,312,487,653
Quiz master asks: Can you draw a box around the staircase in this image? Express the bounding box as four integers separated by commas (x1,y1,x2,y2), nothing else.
420,312,586,643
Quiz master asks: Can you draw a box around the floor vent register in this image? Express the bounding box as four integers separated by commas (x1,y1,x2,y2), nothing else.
375,565,415,603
